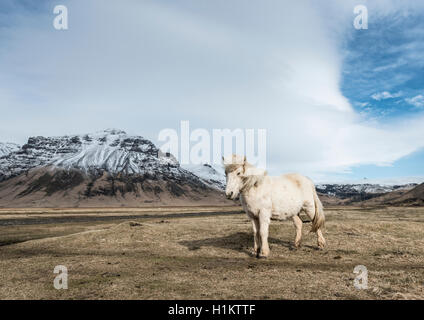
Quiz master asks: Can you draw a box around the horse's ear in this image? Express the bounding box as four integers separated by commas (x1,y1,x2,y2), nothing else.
243,155,247,163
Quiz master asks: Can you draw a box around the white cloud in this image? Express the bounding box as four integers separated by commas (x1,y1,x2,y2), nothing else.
371,91,403,101
0,0,424,180
372,60,406,72
406,95,424,108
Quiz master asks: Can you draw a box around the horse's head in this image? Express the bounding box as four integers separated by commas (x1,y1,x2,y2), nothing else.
222,155,267,200
222,155,246,200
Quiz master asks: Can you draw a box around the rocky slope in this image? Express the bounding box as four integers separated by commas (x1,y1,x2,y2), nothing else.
0,129,230,207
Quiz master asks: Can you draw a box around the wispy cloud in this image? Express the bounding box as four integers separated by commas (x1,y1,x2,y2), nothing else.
406,95,424,108
371,91,403,101
355,102,369,108
372,59,407,72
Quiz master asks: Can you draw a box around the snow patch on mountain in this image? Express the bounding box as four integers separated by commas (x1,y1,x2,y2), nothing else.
0,142,20,158
181,163,226,190
51,129,178,175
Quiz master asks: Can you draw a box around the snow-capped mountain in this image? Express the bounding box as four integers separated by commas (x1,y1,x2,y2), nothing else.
0,129,213,185
0,129,174,180
316,183,417,201
0,142,20,158
0,129,233,207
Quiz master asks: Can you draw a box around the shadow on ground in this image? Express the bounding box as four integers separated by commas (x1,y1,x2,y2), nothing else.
179,232,295,256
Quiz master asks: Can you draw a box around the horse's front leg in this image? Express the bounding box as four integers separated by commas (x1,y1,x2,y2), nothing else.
250,217,260,256
292,215,303,248
258,211,271,258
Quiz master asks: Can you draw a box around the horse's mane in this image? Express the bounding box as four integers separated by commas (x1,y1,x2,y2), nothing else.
224,163,242,175
241,174,266,192
223,160,267,192
224,161,265,174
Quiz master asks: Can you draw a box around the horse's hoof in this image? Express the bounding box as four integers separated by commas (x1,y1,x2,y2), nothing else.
256,253,268,259
250,248,259,257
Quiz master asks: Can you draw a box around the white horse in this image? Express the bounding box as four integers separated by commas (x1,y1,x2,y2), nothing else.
223,155,325,258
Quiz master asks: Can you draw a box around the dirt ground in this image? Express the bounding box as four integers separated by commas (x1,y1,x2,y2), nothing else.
0,206,423,300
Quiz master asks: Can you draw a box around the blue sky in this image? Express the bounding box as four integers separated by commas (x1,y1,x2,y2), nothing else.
0,0,423,183
342,8,424,119
339,4,424,182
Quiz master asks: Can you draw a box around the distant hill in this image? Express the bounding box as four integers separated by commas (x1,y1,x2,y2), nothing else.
316,183,417,202
360,183,424,207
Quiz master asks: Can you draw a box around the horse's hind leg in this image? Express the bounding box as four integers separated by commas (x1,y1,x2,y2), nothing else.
304,203,326,249
292,215,303,248
316,229,326,249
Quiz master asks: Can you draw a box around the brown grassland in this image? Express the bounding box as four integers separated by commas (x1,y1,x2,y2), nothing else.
0,206,423,300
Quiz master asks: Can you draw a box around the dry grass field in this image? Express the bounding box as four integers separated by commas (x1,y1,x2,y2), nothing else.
0,206,423,300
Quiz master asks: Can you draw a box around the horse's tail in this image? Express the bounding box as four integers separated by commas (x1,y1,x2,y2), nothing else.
311,187,325,233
